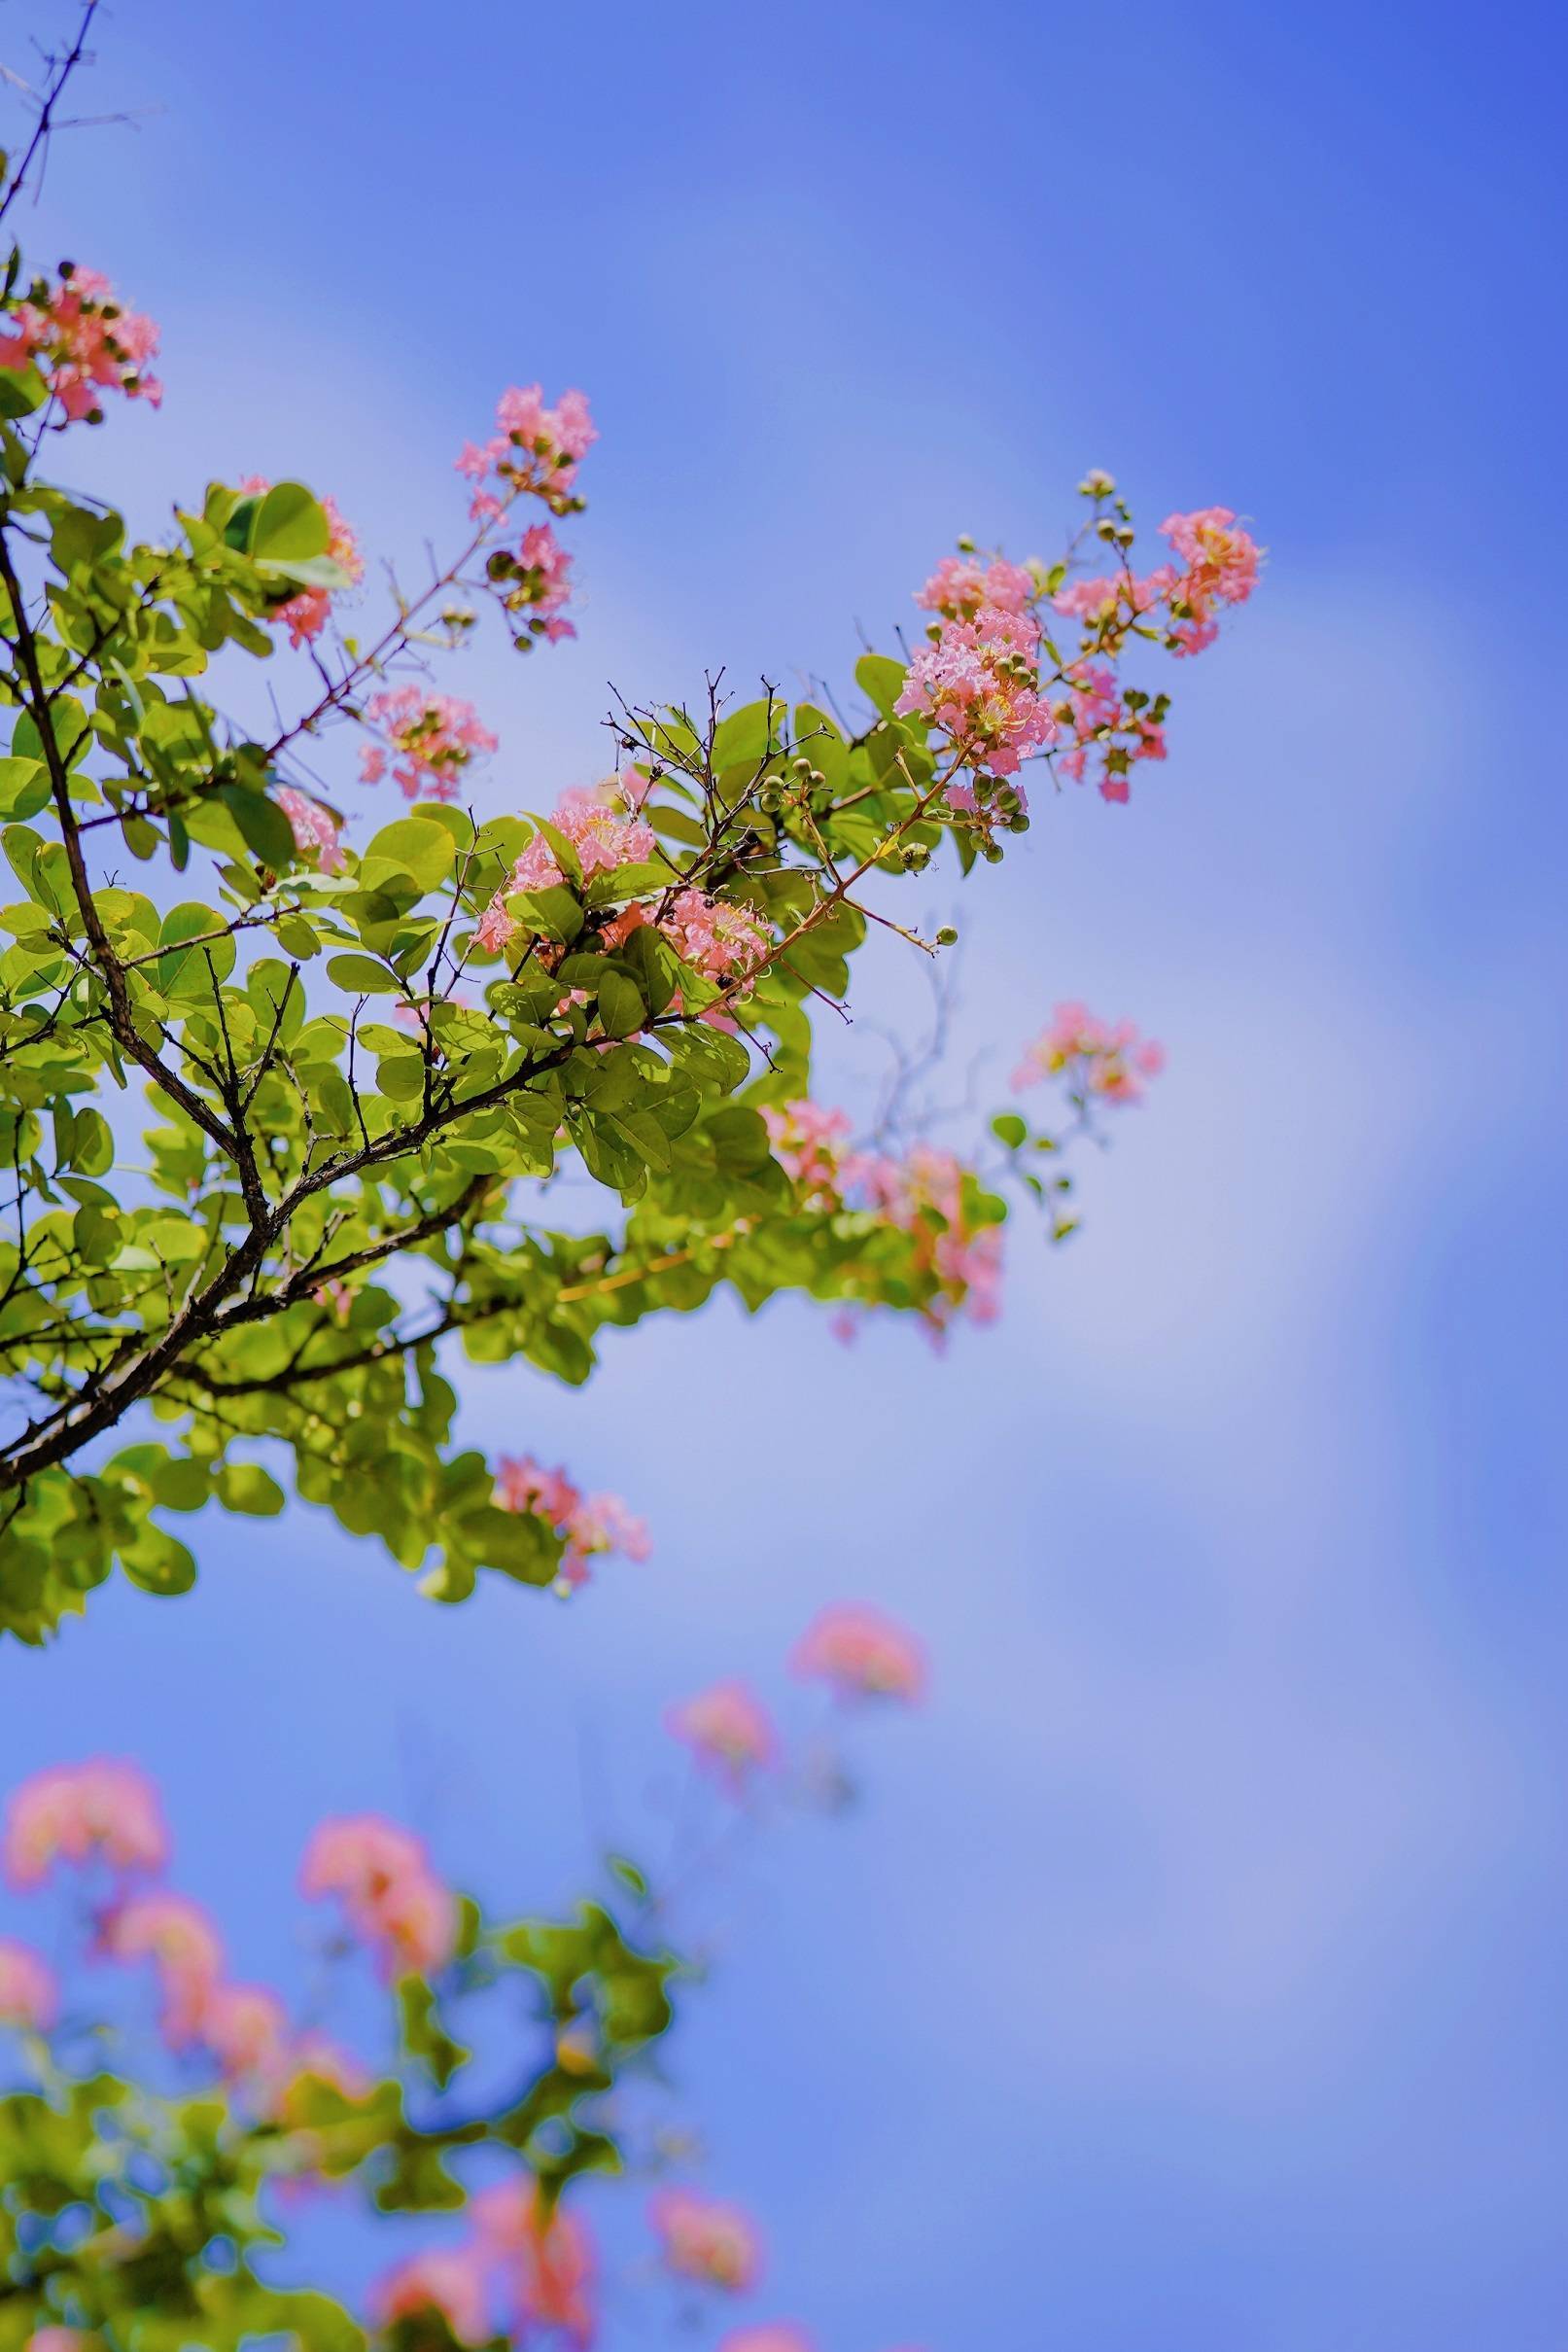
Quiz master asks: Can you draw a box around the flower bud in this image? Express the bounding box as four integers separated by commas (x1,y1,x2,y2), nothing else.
935,925,958,947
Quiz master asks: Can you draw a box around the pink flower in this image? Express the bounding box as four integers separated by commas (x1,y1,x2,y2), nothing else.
200,1982,290,2080
472,2180,596,2343
472,784,655,956
760,1100,853,1207
360,687,498,801
1159,506,1262,622
1010,1001,1166,1104
275,785,344,873
0,1936,58,2030
97,1891,225,2045
495,1455,650,1595
846,1143,1003,1334
915,551,1035,621
1053,664,1167,805
718,2330,817,2352
895,603,1057,779
790,1605,927,1703
371,2249,488,2345
0,262,161,420
26,2332,89,2352
456,383,597,519
552,782,657,876
660,889,770,983
507,519,577,642
667,1682,778,1787
3,1759,167,1888
299,1815,456,1982
650,2188,764,2291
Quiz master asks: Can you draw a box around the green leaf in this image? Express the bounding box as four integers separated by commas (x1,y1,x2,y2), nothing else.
248,479,331,565
0,755,49,820
991,1112,1028,1149
217,1462,286,1516
855,652,907,719
364,816,456,894
327,952,401,994
212,783,294,870
120,1526,197,1597
596,969,645,1037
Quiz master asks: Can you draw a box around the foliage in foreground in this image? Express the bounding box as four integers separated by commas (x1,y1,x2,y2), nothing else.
0,1607,925,2352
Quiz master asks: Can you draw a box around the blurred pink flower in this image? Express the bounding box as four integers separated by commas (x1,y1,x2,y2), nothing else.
790,1605,927,1703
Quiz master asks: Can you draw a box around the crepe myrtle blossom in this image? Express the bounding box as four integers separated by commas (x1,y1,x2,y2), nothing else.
238,476,363,646
854,1143,1004,1333
494,1455,650,1595
498,518,578,643
3,1758,168,1888
760,1100,853,1207
457,382,597,520
660,888,771,983
1159,506,1262,651
299,1815,457,1981
791,1604,928,1703
474,783,658,954
25,2332,89,2352
667,1681,778,1787
915,550,1037,622
1011,1002,1166,1104
1053,664,1167,804
472,2179,597,2342
718,2329,818,2352
97,1890,225,2046
0,1935,57,2031
650,2188,764,2292
0,261,161,420
895,603,1057,780
371,2249,488,2346
359,686,498,801
275,785,344,873
199,1982,290,2082
1053,509,1261,658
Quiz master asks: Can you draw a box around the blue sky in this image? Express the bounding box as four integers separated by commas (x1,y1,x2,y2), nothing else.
3,1,1567,2345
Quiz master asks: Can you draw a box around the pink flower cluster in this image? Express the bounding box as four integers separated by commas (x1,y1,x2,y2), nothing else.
276,785,344,872
650,2188,764,2292
895,603,1057,780
3,1757,167,1887
360,686,498,801
372,2176,595,2347
1011,1001,1166,1105
915,551,1036,621
1055,663,1167,805
508,518,577,643
3,1761,369,2104
0,263,161,420
0,1934,57,2031
475,781,656,954
759,1100,853,1207
791,1604,928,1703
457,383,597,521
238,477,363,648
667,1603,926,1787
1053,508,1261,662
855,1142,1004,1334
659,888,770,983
300,1814,457,1981
494,1454,651,1595
667,1681,778,1787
